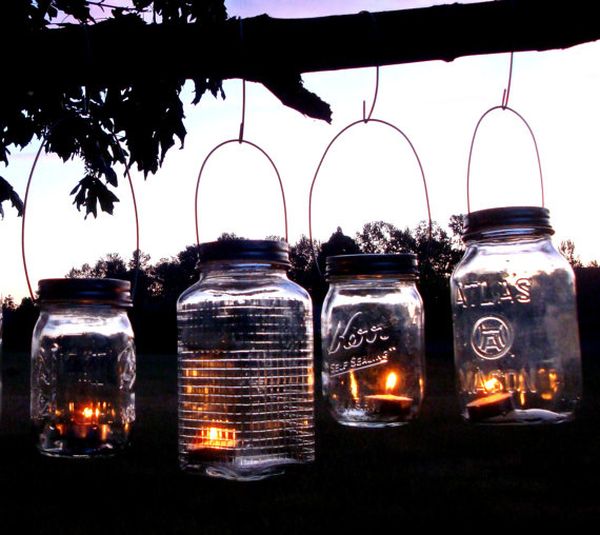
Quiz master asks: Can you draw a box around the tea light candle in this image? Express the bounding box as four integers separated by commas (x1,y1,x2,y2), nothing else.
57,401,114,442
364,393,413,416
188,426,237,463
466,392,515,422
364,371,413,418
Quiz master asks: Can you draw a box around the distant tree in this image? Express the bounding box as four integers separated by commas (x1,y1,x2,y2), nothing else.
2,295,17,312
559,239,582,268
355,221,415,253
414,221,463,281
320,227,360,257
289,235,321,296
217,232,243,241
67,252,128,279
1,296,38,352
448,214,466,250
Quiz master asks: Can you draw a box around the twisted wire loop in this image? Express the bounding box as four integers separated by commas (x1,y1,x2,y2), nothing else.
466,104,545,213
308,118,433,276
501,51,514,109
363,66,379,123
21,130,140,302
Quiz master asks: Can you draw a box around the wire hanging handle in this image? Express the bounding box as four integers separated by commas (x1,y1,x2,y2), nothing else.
194,80,289,245
309,67,432,275
466,105,545,213
308,119,432,276
467,52,544,212
21,128,140,302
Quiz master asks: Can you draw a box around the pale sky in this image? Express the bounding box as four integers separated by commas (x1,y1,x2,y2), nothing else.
2,0,600,301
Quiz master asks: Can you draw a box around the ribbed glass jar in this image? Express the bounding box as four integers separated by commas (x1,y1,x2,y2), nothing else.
177,239,315,481
31,278,136,457
451,206,582,424
321,254,425,428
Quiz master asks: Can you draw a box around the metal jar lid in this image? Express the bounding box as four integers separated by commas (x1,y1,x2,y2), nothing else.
38,278,133,307
463,206,554,241
325,253,419,279
198,239,291,267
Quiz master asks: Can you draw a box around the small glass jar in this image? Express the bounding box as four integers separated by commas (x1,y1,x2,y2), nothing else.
321,254,425,427
451,206,582,424
31,278,136,457
177,239,315,481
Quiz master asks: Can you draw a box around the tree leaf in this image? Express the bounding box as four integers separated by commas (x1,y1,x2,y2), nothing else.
0,175,24,218
70,174,119,218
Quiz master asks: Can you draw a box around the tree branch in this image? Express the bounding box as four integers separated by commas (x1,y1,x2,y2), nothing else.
6,0,600,91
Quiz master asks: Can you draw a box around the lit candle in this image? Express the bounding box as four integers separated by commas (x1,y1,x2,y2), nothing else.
57,401,114,443
466,392,515,422
364,371,413,418
188,425,237,463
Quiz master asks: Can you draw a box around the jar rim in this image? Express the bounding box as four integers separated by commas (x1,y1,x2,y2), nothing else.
463,206,554,241
325,253,419,279
37,278,132,307
198,239,290,268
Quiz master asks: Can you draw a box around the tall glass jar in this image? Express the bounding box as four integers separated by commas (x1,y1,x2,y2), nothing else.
321,254,425,427
451,206,582,424
177,239,315,481
31,278,136,457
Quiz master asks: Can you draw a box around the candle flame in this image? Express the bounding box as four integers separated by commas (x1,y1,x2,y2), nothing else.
484,377,503,393
385,372,398,392
82,407,94,419
349,371,359,402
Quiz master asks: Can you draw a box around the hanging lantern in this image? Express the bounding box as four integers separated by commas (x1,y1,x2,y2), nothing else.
321,254,425,427
30,278,136,456
450,206,582,423
177,239,315,480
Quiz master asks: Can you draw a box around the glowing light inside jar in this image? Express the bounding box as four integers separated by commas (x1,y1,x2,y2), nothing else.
484,377,503,393
194,426,237,449
349,371,359,402
385,371,399,392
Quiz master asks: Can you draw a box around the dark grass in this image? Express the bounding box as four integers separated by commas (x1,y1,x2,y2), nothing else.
2,350,600,533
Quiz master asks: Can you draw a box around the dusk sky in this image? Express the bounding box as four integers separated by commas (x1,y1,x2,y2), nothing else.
2,0,600,301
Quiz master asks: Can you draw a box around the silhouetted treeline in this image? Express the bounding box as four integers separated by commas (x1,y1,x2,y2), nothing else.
2,219,595,358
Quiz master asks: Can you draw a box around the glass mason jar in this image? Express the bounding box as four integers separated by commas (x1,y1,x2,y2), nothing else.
177,239,315,481
321,254,425,427
31,278,136,457
451,206,582,424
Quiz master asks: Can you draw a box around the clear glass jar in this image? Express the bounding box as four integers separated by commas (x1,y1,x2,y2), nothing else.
177,239,315,481
31,278,136,457
451,206,582,424
321,254,425,427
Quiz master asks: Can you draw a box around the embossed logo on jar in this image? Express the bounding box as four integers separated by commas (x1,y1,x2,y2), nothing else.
471,315,514,360
456,278,531,308
327,311,390,355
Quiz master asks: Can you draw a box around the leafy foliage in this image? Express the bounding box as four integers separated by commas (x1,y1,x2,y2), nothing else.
0,0,228,219
0,176,24,219
70,175,120,217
